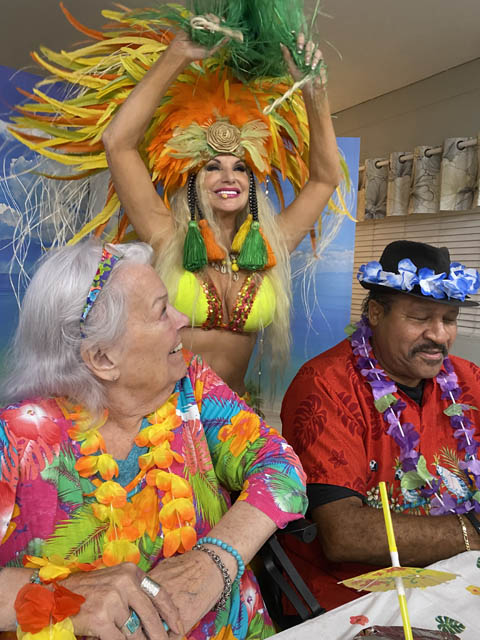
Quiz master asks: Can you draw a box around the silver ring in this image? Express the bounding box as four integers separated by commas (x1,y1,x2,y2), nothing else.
122,609,141,635
140,575,161,599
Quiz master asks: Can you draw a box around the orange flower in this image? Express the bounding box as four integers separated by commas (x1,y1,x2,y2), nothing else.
146,469,193,500
139,441,184,471
102,539,140,566
147,394,181,427
130,487,159,541
75,453,118,480
159,498,196,529
95,481,127,508
15,583,84,634
23,555,71,583
218,411,261,457
163,525,197,557
136,423,175,448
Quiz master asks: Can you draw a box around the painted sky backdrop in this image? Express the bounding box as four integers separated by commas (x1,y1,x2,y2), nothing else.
0,64,360,392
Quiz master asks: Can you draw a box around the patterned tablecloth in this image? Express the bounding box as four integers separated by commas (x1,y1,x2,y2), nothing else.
270,552,480,639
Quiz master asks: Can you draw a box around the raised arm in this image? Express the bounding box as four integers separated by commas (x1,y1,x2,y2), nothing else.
277,37,342,253
102,34,214,251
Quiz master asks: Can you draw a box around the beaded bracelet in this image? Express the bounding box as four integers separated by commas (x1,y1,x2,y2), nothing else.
192,543,232,611
196,537,245,583
457,514,471,551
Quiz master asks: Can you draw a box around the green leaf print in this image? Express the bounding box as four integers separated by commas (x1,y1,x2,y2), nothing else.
435,616,465,633
41,450,84,505
43,505,108,563
247,612,273,640
401,471,425,490
476,557,480,569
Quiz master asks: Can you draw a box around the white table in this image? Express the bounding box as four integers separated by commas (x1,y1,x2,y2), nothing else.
271,552,480,639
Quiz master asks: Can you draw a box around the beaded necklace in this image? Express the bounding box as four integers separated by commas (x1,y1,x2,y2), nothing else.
348,317,480,515
61,392,197,566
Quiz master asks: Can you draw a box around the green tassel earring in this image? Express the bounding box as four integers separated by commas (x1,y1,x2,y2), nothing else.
237,172,267,270
183,174,207,272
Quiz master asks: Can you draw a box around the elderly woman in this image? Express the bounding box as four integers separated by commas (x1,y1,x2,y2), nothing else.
0,240,307,640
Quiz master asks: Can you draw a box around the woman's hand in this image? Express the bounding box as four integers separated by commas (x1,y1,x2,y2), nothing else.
148,550,226,634
281,32,326,88
167,24,228,65
63,563,182,640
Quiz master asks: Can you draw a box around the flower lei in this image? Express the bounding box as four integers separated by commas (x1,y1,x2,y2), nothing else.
15,580,85,640
348,317,480,515
15,394,196,638
358,258,480,301
65,392,197,564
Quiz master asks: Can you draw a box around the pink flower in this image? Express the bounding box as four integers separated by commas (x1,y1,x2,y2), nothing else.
242,572,262,623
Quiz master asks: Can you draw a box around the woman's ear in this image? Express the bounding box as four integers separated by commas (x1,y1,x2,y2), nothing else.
81,345,120,382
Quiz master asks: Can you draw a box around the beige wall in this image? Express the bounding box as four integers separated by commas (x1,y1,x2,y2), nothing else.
333,58,480,364
333,58,480,163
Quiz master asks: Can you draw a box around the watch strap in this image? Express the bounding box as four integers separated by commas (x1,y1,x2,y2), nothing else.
465,511,480,536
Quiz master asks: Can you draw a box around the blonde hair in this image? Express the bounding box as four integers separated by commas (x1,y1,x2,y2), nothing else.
154,168,292,385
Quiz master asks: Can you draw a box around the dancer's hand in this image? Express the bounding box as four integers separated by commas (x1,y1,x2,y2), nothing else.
281,33,326,87
167,24,228,64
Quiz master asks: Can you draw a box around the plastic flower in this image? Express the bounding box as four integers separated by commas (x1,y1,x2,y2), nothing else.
418,268,447,299
218,411,261,457
102,539,140,566
146,469,193,500
95,481,127,507
23,555,72,582
163,525,197,557
75,453,119,480
130,486,160,541
17,616,77,640
139,441,184,470
15,583,84,634
350,615,369,626
159,498,196,529
136,423,175,448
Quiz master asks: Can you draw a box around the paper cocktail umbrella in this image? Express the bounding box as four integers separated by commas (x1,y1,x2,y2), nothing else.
340,482,457,640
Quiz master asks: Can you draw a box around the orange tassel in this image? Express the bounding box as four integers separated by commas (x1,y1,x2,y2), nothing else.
198,219,226,262
260,228,277,268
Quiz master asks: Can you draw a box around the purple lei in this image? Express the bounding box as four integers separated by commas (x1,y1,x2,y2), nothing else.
350,317,480,515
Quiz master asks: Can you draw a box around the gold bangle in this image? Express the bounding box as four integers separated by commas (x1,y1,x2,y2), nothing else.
457,514,471,551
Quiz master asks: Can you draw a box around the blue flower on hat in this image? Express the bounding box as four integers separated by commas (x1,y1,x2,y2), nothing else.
418,268,446,299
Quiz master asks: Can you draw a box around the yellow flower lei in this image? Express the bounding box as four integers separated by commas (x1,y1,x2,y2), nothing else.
61,393,197,566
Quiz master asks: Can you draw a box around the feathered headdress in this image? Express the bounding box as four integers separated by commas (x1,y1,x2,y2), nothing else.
8,1,351,257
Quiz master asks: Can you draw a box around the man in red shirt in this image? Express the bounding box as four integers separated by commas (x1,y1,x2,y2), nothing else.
281,240,480,611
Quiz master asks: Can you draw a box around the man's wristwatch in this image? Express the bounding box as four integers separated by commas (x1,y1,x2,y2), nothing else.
465,511,480,535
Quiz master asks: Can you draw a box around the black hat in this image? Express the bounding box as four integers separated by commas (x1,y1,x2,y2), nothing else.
358,240,479,307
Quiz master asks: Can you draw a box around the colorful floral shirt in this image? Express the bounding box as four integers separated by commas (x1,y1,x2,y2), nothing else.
280,339,480,611
0,354,307,639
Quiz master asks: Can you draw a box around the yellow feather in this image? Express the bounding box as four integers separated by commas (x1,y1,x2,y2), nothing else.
67,194,121,245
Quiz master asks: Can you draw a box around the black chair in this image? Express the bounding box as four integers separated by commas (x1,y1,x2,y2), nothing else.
256,518,325,630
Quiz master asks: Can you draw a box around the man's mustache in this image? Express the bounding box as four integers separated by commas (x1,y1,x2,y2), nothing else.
410,341,448,358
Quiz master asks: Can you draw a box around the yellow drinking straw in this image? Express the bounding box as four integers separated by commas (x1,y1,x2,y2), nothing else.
378,481,414,640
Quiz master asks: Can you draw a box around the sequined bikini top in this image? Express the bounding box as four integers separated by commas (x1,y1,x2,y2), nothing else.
174,270,276,333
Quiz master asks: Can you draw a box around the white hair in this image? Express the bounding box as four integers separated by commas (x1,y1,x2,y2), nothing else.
1,239,153,413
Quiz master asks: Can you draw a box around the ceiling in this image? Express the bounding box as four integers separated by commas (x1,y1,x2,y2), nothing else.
2,0,480,113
